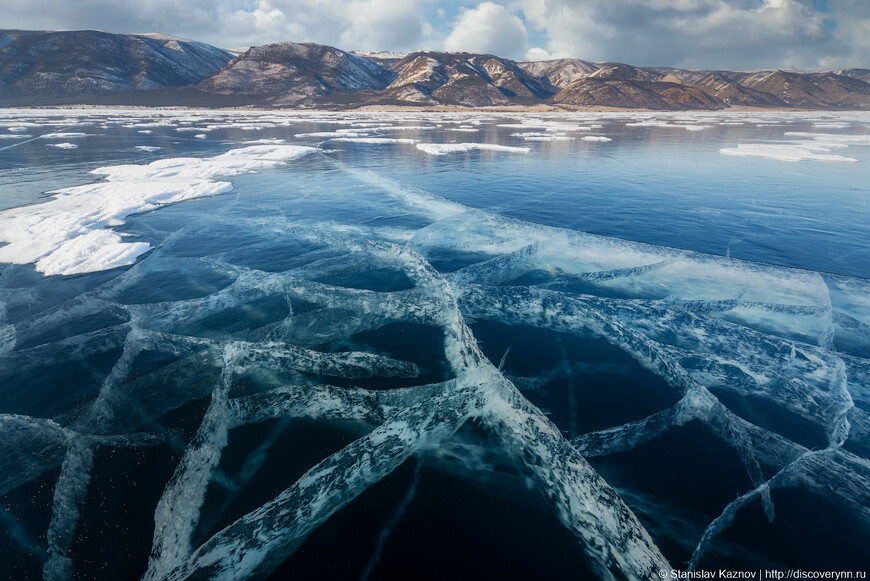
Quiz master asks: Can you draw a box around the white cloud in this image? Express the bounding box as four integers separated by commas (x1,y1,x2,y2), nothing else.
524,47,552,61
443,2,529,58
0,0,869,68
338,0,432,51
516,0,868,69
220,0,434,51
0,0,432,52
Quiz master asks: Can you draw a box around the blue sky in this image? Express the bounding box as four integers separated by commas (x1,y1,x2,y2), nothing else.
2,0,869,69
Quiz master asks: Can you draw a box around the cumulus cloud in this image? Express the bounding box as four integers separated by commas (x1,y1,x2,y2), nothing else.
517,0,868,69
443,2,529,58
221,0,433,51
0,0,432,52
1,0,869,68
524,47,553,61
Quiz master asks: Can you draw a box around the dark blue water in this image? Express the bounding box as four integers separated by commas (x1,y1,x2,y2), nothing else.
1,110,868,580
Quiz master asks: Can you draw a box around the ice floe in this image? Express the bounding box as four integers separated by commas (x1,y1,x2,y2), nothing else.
0,145,320,276
331,137,419,144
511,132,573,141
294,131,369,138
626,120,712,131
720,143,858,162
416,143,530,155
41,132,89,139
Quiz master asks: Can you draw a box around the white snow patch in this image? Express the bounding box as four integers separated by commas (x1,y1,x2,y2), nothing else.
416,143,530,155
511,132,572,142
364,126,437,131
41,132,88,139
498,122,590,132
295,131,370,138
719,143,857,162
812,122,849,129
122,122,176,128
626,121,711,131
0,145,320,276
582,136,612,142
204,123,275,131
331,138,419,144
783,132,870,146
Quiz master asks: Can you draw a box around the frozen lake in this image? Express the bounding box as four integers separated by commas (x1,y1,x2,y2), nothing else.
1,109,869,579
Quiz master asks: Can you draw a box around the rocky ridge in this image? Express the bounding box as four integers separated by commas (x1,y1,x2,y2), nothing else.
1,29,869,110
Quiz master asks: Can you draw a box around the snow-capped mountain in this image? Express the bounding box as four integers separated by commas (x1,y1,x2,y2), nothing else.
0,30,233,102
1,29,869,110
383,51,556,106
520,59,870,110
195,42,396,106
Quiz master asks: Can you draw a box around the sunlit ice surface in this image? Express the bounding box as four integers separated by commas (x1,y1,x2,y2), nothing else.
0,108,869,580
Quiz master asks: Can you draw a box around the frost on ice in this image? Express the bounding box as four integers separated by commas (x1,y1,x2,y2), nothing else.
0,114,868,580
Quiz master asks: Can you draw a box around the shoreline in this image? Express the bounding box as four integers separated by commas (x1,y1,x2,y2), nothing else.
0,103,862,113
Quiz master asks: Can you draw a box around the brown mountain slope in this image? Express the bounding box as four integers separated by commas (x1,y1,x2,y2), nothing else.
2,29,870,110
690,73,788,107
383,51,556,106
518,58,600,88
553,78,722,110
740,70,870,109
195,42,395,106
0,29,232,103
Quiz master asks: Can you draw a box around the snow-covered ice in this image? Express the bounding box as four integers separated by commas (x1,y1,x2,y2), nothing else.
416,143,530,155
720,143,858,162
41,132,89,139
0,145,320,275
331,138,419,144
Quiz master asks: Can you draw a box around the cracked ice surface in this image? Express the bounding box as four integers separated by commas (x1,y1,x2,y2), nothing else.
0,126,868,579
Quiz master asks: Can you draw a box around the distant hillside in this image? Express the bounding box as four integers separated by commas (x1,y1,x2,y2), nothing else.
195,42,396,106
381,51,556,106
520,60,870,110
0,29,232,103
1,29,869,110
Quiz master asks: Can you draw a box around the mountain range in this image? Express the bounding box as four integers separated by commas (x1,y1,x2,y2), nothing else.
2,29,869,110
